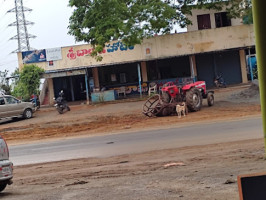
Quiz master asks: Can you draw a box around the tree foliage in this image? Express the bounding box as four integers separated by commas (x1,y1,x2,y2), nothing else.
68,0,252,59
0,70,11,95
12,65,44,101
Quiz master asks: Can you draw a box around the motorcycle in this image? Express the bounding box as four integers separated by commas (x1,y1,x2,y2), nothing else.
30,95,40,110
214,74,226,88
54,90,70,114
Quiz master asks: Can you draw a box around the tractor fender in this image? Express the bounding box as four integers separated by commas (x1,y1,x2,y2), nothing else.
182,83,194,91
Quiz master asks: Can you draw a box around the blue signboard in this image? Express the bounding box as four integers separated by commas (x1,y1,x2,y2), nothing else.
22,49,47,64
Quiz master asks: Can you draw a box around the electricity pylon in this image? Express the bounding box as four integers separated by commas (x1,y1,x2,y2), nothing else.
7,0,36,53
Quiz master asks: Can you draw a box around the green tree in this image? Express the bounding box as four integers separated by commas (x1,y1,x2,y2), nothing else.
12,65,44,101
68,0,188,60
0,70,11,95
68,0,252,59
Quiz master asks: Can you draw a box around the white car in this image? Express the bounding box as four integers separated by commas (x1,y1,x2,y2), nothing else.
0,95,35,120
0,135,13,192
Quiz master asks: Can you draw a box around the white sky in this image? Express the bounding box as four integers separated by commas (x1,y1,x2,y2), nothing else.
0,0,83,74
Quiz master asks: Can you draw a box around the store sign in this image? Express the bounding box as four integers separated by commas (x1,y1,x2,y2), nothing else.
22,49,46,64
46,47,62,61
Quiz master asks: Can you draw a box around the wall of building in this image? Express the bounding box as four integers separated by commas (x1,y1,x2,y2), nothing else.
186,7,243,32
17,25,254,73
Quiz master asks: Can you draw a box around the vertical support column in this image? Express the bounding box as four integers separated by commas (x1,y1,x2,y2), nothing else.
248,48,254,81
239,49,248,84
189,55,197,82
92,67,100,89
141,61,148,82
85,71,90,104
212,53,218,76
138,64,142,98
48,78,54,106
253,0,266,155
70,76,75,101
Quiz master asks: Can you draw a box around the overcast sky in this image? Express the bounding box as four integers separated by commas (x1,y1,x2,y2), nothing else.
0,0,186,75
0,0,82,74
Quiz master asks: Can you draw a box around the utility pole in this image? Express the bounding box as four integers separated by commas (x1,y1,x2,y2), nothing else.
253,1,266,156
7,0,36,52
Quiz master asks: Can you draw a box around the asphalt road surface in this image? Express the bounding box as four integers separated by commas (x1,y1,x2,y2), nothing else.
10,116,263,166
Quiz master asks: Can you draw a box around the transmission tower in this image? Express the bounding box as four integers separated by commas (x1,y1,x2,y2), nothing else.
7,0,36,53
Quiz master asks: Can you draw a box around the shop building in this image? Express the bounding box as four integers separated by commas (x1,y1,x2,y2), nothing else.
17,7,255,105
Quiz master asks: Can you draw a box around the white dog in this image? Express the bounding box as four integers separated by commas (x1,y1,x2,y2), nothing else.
176,102,186,118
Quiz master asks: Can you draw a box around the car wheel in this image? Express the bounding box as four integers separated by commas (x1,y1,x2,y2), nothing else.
23,108,33,119
0,183,7,192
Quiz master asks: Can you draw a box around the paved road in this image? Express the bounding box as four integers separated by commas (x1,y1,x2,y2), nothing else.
10,116,263,166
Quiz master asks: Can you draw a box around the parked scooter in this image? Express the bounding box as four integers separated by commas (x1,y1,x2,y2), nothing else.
54,90,70,114
214,74,226,88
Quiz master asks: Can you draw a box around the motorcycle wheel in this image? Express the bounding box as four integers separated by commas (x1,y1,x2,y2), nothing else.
57,107,64,114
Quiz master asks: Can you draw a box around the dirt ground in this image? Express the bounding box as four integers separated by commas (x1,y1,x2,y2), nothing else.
0,83,265,200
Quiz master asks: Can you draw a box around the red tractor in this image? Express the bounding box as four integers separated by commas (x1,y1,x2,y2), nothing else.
142,81,214,117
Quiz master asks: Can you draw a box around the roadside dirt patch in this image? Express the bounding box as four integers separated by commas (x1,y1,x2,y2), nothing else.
3,139,265,200
0,83,265,200
0,84,261,144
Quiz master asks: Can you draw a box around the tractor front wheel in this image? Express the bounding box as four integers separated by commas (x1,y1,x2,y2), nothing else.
207,93,214,106
186,87,202,112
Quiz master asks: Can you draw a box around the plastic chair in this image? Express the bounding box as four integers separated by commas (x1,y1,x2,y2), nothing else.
148,82,157,96
117,86,126,97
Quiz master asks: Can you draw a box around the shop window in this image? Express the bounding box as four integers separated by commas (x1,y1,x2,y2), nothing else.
111,74,117,82
215,12,231,28
120,73,126,83
197,14,211,30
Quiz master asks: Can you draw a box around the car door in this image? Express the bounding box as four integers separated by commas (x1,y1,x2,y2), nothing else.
0,97,9,118
4,96,22,117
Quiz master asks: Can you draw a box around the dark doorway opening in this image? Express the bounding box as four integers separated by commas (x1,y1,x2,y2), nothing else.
98,62,139,88
53,75,88,102
197,14,211,30
147,56,191,81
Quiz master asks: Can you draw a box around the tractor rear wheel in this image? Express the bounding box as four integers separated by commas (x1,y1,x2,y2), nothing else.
186,87,202,112
161,91,170,103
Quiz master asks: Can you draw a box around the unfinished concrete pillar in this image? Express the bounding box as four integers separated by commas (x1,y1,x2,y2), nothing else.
189,55,197,80
92,67,100,89
239,49,248,83
48,78,54,106
141,61,148,82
